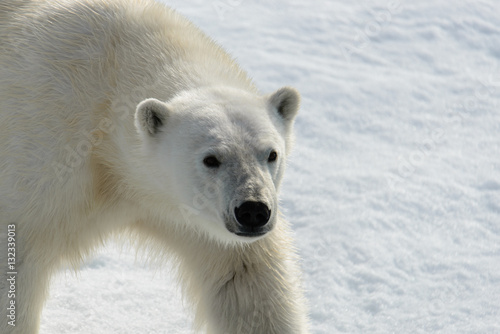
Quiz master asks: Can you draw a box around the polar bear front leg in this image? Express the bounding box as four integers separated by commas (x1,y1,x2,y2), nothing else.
0,244,55,334
180,229,309,334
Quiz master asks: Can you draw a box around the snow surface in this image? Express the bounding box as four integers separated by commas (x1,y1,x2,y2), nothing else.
40,1,500,333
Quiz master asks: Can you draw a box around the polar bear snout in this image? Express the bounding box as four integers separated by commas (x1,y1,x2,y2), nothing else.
231,201,272,237
235,201,271,227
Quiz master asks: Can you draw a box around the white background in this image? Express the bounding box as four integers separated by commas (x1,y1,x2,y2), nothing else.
41,1,500,333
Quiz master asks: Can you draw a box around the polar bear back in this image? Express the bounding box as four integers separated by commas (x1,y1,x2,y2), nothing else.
0,0,256,107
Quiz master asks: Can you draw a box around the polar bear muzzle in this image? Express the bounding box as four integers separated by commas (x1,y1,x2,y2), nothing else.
234,201,271,236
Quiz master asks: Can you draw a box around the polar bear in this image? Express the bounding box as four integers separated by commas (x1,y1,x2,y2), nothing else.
0,0,308,333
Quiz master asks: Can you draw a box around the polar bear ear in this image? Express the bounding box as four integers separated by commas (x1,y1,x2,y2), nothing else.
268,87,300,122
135,98,170,137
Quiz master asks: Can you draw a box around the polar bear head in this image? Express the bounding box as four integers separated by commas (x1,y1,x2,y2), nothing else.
134,86,299,244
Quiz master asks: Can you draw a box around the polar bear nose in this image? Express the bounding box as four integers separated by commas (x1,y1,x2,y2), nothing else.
234,201,271,227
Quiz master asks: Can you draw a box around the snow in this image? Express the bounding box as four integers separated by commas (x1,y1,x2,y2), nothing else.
40,1,500,333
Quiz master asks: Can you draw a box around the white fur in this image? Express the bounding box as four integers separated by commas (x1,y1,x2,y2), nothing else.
0,0,308,333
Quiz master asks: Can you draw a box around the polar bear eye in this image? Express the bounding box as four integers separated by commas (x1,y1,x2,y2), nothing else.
203,155,221,168
268,150,278,163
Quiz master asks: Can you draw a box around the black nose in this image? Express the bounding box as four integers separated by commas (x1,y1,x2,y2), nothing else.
234,201,271,228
